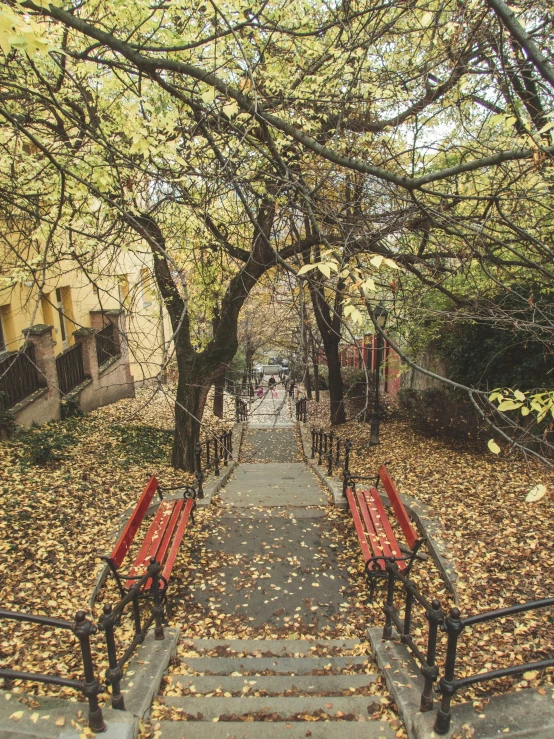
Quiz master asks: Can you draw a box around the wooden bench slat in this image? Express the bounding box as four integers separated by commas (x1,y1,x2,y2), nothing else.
109,476,160,569
366,489,406,571
146,500,185,577
160,498,195,587
356,490,393,564
345,488,372,562
125,501,174,585
378,465,418,550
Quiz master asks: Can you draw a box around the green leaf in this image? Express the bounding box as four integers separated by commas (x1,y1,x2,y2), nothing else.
497,400,523,411
297,264,317,275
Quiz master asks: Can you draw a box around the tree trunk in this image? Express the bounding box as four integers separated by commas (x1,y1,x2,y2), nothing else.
324,339,346,425
213,365,225,418
172,369,211,471
313,352,320,403
304,367,312,399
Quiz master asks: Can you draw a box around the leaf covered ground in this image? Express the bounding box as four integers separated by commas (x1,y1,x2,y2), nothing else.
306,391,554,704
0,385,233,700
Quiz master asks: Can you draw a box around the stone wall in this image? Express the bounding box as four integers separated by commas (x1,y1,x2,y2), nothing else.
10,311,135,427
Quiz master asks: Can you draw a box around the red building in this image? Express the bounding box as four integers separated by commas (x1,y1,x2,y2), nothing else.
317,334,401,399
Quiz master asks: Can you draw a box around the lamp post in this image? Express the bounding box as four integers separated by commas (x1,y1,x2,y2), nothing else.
369,305,388,446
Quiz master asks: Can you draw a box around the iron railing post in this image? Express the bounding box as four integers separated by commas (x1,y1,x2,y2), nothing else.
206,440,210,468
434,607,463,734
335,437,341,466
101,605,124,711
223,432,229,466
196,469,204,499
149,558,165,641
131,585,142,636
344,440,351,475
403,584,414,639
326,432,334,476
420,599,442,712
214,437,220,476
229,430,233,454
195,443,202,474
382,561,396,639
73,611,106,733
311,429,315,459
318,430,323,465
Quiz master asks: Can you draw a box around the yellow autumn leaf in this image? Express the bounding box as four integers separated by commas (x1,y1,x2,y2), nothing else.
487,439,501,454
525,484,546,503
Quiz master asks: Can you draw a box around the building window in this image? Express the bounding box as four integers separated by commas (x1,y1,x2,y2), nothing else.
0,314,6,353
118,275,129,306
55,287,68,346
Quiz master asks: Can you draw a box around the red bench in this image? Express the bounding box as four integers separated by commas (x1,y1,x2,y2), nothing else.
345,464,424,599
104,476,196,598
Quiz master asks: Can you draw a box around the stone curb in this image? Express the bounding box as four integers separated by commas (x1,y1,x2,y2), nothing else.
298,424,457,599
368,627,554,738
89,422,245,609
0,692,137,739
120,627,180,719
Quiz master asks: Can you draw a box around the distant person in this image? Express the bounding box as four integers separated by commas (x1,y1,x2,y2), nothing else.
268,375,276,387
257,386,264,398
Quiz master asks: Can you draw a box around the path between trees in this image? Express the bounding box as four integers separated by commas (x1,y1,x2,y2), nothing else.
148,384,400,737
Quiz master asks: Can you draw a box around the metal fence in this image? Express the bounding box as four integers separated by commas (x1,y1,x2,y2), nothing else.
96,322,119,368
377,557,554,733
0,608,105,732
56,343,86,395
296,397,307,422
194,429,233,497
0,344,42,408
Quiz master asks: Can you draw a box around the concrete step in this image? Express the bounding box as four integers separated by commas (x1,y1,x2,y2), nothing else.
164,673,379,696
178,639,362,656
156,694,388,721
156,719,396,738
173,656,375,676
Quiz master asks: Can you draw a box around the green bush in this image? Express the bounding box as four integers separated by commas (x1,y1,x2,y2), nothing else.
398,387,483,441
17,423,79,466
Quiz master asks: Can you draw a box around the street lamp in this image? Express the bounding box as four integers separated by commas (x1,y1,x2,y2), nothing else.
369,305,388,447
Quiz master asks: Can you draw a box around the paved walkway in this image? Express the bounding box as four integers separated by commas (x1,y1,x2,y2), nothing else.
247,381,293,428
177,382,360,632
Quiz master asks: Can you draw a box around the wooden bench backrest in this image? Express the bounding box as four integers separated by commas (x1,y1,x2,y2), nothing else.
109,475,160,569
378,465,418,551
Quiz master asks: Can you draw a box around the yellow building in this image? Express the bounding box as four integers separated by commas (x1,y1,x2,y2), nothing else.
0,248,171,426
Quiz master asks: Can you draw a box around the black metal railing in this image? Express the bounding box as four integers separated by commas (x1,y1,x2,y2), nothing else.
382,560,444,715
194,429,233,497
235,396,248,421
311,427,353,482
56,343,87,395
296,397,307,422
0,609,105,732
99,558,165,711
0,344,42,408
377,559,554,734
96,322,119,368
434,597,554,734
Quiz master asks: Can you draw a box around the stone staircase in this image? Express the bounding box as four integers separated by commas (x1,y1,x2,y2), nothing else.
149,639,397,738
